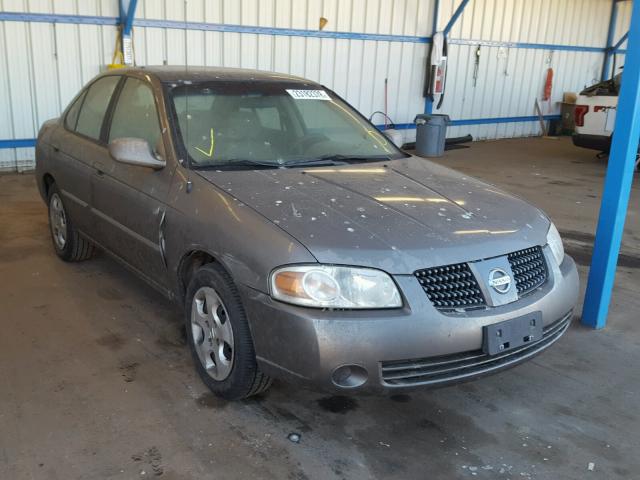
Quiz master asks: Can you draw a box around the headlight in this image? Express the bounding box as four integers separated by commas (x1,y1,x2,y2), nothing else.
546,222,565,265
270,265,402,309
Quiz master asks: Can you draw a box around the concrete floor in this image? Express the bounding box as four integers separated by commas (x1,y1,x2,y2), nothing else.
1,137,639,480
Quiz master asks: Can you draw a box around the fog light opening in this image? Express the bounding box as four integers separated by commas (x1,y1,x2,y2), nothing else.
331,364,368,388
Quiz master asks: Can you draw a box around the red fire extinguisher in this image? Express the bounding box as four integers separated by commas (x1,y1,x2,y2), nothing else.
543,68,553,101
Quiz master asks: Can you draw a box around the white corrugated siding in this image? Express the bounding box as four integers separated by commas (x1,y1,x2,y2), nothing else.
435,0,612,140
132,0,435,133
0,0,118,170
0,0,628,169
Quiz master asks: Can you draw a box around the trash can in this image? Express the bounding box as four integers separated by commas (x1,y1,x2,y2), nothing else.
415,114,449,157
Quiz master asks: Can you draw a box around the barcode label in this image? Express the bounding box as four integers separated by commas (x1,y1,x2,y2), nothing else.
286,89,332,100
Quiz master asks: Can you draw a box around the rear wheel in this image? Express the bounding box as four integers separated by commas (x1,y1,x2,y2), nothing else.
47,184,95,261
185,263,271,400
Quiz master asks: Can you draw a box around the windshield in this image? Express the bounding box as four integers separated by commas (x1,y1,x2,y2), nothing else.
169,81,406,168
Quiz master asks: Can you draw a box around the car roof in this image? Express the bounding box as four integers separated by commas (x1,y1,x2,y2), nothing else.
111,66,318,85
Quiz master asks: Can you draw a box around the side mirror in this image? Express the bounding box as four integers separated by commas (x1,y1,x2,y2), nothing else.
108,137,166,170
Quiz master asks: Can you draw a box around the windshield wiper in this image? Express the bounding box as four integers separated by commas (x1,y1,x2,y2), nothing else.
281,155,392,167
316,154,392,163
281,158,348,167
195,159,281,170
195,155,388,170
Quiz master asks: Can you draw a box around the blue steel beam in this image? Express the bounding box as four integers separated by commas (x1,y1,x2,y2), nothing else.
122,0,138,37
448,38,605,53
602,0,619,80
443,0,472,36
582,0,640,329
375,114,561,130
0,12,611,52
0,139,37,149
613,31,629,51
0,12,430,43
0,115,565,150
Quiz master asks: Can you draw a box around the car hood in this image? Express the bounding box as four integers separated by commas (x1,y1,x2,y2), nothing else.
196,156,550,274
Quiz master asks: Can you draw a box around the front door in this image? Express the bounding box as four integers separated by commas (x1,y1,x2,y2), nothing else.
91,76,175,288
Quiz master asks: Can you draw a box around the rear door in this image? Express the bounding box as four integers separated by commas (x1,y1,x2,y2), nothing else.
91,76,175,288
49,76,121,233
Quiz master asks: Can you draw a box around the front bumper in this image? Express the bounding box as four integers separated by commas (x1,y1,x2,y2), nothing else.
241,249,579,393
572,133,611,152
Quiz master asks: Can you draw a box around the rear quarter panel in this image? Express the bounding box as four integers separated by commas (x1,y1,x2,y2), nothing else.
34,119,59,201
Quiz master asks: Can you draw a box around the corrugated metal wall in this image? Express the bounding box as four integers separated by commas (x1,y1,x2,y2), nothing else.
132,0,435,139
437,0,613,140
0,0,120,170
0,0,632,170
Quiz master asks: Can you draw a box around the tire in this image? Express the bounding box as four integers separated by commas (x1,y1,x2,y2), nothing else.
47,183,95,262
185,263,272,400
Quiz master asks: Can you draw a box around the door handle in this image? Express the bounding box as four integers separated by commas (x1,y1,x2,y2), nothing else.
94,162,105,175
52,145,60,152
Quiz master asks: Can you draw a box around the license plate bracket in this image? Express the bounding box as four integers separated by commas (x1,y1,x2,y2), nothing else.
482,312,543,356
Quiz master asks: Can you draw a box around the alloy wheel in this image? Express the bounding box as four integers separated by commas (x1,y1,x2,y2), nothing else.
49,193,68,250
190,286,235,381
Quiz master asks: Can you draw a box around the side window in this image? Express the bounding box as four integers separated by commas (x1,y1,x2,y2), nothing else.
64,91,86,131
75,76,120,140
108,78,162,151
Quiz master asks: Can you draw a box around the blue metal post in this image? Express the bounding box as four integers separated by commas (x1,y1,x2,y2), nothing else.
582,0,640,329
122,0,138,36
601,0,619,81
117,0,138,65
613,30,629,51
443,0,471,36
425,0,440,114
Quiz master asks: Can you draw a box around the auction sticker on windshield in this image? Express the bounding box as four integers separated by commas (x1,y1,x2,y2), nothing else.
286,89,332,100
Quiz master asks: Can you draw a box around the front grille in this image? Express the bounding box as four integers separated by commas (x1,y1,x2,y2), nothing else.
380,312,572,387
414,263,486,312
508,246,548,296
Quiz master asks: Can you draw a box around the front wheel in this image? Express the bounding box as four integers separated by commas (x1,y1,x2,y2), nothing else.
185,263,272,400
47,184,95,262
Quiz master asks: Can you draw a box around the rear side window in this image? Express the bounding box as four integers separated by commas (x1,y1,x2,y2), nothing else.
108,77,162,151
75,76,121,141
64,91,85,131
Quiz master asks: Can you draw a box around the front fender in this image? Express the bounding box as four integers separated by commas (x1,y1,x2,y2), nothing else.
163,168,317,299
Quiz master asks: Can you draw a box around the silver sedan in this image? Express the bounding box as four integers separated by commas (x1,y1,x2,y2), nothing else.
35,67,579,399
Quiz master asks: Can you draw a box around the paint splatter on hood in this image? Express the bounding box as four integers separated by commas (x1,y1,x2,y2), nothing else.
197,156,549,272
